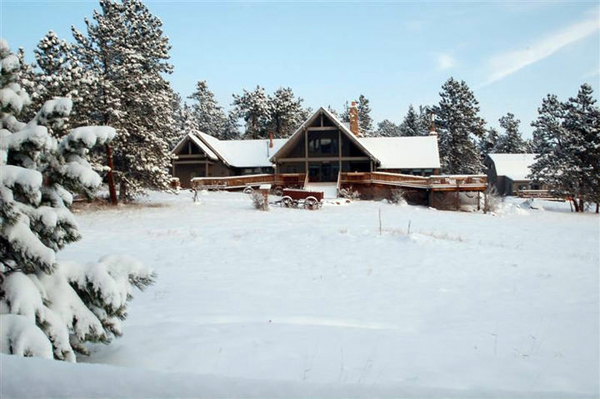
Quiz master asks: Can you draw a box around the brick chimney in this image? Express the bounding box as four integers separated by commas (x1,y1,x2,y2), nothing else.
349,101,359,137
429,112,437,136
269,131,274,148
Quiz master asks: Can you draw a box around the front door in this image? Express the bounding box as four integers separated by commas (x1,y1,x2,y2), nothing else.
308,162,339,182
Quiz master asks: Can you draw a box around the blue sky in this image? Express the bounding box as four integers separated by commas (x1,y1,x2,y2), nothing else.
2,1,599,137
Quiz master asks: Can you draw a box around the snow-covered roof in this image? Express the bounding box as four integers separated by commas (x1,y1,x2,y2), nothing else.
360,136,441,169
172,132,219,161
174,108,441,170
488,153,538,181
198,132,286,168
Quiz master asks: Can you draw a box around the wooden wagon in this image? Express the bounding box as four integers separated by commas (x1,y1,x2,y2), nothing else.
280,188,324,210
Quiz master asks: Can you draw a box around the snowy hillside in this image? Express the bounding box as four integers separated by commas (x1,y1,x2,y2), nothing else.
2,191,598,398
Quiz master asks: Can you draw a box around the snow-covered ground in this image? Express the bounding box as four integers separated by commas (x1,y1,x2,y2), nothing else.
2,191,599,398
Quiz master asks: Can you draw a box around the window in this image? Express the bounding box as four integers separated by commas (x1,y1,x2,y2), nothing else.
307,131,339,156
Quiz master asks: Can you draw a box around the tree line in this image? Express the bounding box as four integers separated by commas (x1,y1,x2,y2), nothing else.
8,0,600,211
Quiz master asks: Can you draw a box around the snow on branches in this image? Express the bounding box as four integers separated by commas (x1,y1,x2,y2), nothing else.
1,39,155,361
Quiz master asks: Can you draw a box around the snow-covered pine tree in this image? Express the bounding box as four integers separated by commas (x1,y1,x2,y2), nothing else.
222,111,241,140
167,93,186,149
0,39,154,361
418,105,433,136
170,102,198,148
268,87,305,138
434,78,486,174
29,31,85,138
232,85,271,139
339,101,350,123
376,119,400,137
357,94,374,137
561,84,600,211
399,105,426,136
14,48,37,122
188,80,228,139
494,112,527,153
530,86,600,212
72,0,175,200
529,94,567,197
479,127,499,158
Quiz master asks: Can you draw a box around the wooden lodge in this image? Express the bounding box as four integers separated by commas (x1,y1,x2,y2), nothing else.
173,105,489,208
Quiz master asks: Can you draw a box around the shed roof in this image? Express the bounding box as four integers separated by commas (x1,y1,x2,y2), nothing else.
487,153,537,181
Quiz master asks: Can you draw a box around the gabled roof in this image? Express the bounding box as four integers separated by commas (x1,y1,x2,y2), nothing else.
487,153,537,181
270,107,377,163
172,132,219,160
360,136,441,169
172,131,286,168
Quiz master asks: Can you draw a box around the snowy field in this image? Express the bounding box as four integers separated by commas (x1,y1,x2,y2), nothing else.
2,191,599,398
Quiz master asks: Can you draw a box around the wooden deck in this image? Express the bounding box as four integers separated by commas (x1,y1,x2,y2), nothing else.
191,172,487,193
191,173,305,191
339,172,487,192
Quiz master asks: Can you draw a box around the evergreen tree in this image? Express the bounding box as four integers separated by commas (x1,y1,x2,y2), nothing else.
188,80,227,139
494,112,527,153
433,78,486,174
222,111,241,140
418,105,434,135
231,85,271,139
376,119,400,137
0,39,154,361
399,105,426,136
170,102,198,147
357,94,374,137
562,84,600,211
29,31,85,137
479,127,500,158
72,0,175,201
339,101,350,123
530,94,566,195
268,87,305,138
529,85,600,212
14,48,37,122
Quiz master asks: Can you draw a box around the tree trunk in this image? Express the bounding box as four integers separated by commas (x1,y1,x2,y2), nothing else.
106,145,118,205
595,202,598,214
571,197,579,213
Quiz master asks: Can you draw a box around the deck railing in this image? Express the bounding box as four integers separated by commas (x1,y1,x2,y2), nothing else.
191,172,487,192
191,173,306,190
340,172,487,191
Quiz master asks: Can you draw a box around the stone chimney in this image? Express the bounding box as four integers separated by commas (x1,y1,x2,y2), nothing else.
349,101,359,137
269,131,274,148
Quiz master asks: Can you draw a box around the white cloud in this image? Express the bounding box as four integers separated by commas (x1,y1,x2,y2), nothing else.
436,53,456,70
481,7,600,88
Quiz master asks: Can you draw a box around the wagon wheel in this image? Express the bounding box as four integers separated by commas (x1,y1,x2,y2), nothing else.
243,186,254,194
273,186,284,196
304,196,319,210
281,196,293,208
